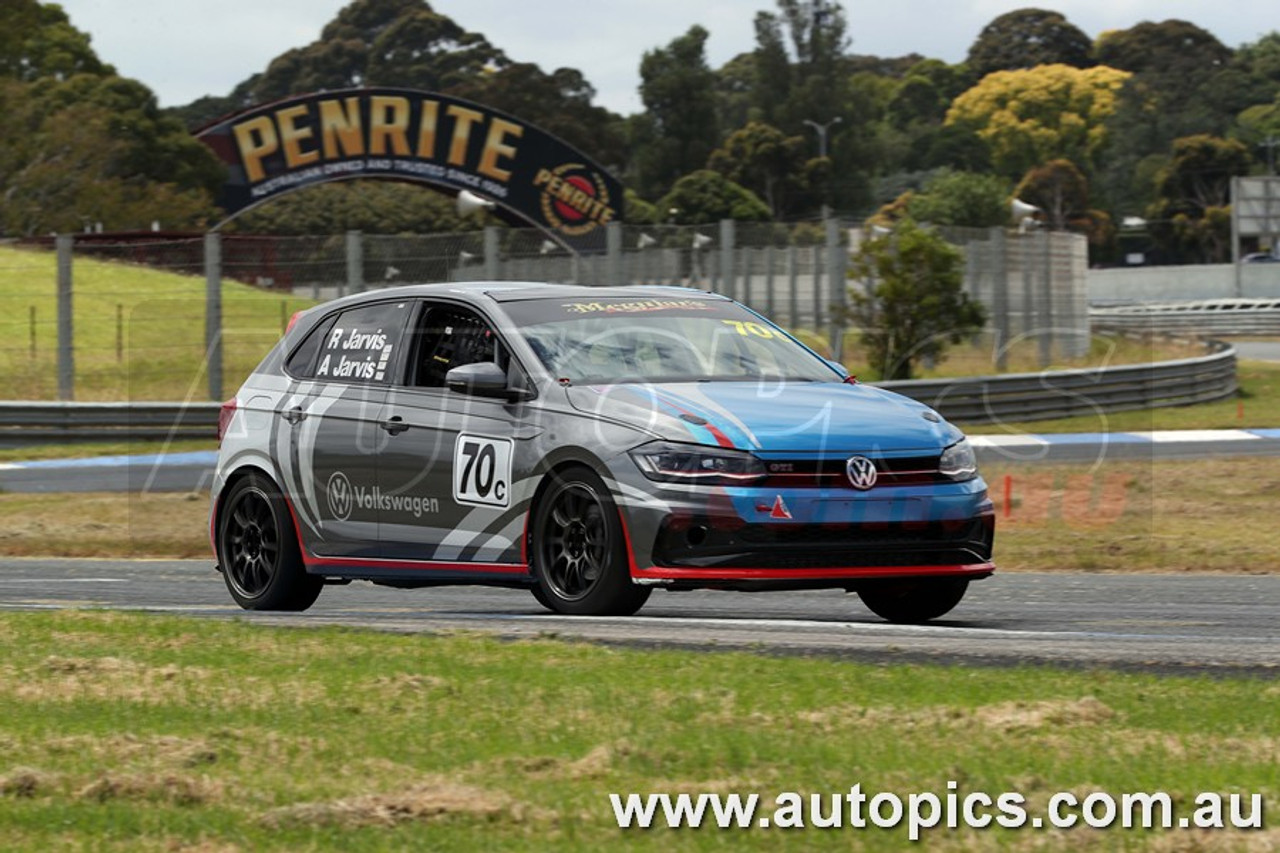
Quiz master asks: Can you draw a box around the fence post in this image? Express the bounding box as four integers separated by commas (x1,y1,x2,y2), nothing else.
812,245,823,331
205,232,223,402
346,230,364,294
991,227,1009,371
56,234,74,401
605,221,623,286
483,226,501,280
719,220,736,300
787,246,799,329
765,245,776,319
826,218,846,362
1039,229,1054,367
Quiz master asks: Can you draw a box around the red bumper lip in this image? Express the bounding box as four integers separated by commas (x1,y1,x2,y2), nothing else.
632,562,996,582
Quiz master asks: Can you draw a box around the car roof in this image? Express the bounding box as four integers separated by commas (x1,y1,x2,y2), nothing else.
328,281,730,304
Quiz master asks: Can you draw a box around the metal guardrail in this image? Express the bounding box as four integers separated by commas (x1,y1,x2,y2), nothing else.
0,345,1238,443
876,342,1237,424
1091,300,1280,335
0,402,222,446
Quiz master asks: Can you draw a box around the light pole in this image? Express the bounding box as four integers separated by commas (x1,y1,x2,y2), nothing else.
804,116,842,219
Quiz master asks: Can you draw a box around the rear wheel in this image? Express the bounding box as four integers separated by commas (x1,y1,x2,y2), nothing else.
218,472,322,612
531,466,650,616
858,579,968,624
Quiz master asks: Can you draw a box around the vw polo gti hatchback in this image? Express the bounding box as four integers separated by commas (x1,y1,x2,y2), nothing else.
211,283,995,622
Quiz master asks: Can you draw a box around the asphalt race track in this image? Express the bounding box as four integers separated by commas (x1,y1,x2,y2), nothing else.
2,559,1276,674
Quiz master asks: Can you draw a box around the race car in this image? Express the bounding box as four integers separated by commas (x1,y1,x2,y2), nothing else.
211,283,994,622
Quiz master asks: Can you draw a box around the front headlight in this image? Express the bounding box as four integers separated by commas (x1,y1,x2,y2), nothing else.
630,441,766,485
939,439,978,481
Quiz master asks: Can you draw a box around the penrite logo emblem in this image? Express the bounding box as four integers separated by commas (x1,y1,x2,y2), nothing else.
533,162,615,238
845,456,878,491
326,471,353,520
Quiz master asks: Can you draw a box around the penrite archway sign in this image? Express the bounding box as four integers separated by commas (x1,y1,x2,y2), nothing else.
195,87,624,252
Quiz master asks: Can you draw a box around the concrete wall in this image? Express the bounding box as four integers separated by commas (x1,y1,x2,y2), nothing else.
1089,263,1280,303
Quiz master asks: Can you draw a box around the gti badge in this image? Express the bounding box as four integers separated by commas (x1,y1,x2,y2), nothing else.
845,456,878,490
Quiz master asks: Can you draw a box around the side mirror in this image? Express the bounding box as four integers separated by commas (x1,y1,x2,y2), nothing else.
445,362,529,401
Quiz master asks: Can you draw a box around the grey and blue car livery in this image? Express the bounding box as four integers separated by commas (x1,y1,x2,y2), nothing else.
211,283,994,622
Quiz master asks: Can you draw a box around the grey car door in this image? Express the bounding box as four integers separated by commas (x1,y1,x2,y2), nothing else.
375,301,534,569
278,299,412,560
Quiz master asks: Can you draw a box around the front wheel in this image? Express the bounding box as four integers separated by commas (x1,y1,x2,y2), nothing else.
858,579,968,624
217,472,322,612
530,466,650,616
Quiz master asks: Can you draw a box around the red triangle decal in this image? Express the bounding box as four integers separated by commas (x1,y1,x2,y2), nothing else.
770,495,792,519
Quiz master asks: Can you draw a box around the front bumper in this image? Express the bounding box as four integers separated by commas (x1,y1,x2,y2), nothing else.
613,469,996,590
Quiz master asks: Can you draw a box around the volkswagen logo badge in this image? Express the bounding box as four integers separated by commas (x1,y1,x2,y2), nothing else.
846,456,878,490
326,471,354,520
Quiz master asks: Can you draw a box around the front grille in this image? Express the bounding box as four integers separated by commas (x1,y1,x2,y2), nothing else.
654,515,994,570
761,455,945,489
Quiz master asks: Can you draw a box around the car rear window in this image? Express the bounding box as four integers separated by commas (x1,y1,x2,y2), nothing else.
309,301,411,385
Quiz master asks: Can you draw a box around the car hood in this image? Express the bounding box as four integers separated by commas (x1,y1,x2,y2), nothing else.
564,381,962,454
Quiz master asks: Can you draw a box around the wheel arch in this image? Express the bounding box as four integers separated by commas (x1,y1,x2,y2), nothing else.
213,463,300,566
523,447,621,565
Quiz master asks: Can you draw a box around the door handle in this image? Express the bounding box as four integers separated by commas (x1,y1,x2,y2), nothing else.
381,415,409,435
281,406,305,425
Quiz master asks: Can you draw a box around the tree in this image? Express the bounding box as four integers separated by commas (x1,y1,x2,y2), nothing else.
946,64,1131,179
171,0,509,127
707,121,808,215
450,64,626,170
844,219,986,380
659,170,771,225
966,8,1094,78
906,171,1010,228
1014,160,1089,231
1146,135,1252,263
633,25,720,197
0,0,110,82
1014,159,1113,249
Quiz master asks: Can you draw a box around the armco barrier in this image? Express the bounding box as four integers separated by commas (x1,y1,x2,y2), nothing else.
0,402,222,446
0,345,1238,443
1091,300,1280,336
876,342,1237,424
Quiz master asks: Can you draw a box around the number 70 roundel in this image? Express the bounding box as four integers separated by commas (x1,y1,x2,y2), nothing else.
453,434,514,508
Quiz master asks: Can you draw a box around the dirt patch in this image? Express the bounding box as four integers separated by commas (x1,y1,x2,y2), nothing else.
3,656,322,710
75,772,221,805
0,767,53,798
501,742,634,781
44,734,220,769
974,697,1115,732
261,776,527,829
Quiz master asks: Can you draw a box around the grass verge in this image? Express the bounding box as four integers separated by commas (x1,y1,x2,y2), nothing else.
2,457,1278,574
0,439,217,464
0,244,314,401
0,610,1275,852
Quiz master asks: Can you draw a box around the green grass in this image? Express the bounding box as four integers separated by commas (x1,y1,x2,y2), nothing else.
0,244,314,401
0,611,1275,851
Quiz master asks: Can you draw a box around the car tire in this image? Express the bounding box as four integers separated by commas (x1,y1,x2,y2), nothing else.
858,579,968,624
530,465,650,616
217,472,322,612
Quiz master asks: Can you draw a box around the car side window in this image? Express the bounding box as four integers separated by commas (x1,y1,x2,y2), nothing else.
312,301,411,385
411,304,508,388
284,315,338,379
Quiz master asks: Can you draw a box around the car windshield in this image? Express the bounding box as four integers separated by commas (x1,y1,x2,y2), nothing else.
502,295,839,384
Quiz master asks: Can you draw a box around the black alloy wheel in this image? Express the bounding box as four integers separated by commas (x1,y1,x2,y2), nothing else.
532,466,650,616
218,473,322,611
